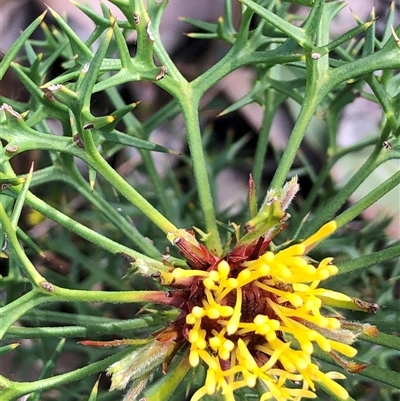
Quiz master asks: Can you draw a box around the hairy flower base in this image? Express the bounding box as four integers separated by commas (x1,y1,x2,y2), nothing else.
173,221,357,401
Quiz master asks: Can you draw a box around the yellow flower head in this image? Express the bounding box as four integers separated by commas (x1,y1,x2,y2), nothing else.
106,179,376,401
171,221,355,401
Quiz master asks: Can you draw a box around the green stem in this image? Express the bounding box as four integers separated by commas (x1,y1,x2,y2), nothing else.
60,158,160,258
321,41,400,97
153,39,186,85
82,129,178,235
190,9,300,99
336,242,400,276
8,188,151,261
335,168,400,230
2,228,174,306
298,136,378,224
270,56,321,189
21,308,173,325
50,286,175,306
5,315,169,339
0,290,42,317
0,291,50,339
192,46,301,100
0,201,45,285
104,85,175,221
302,144,383,237
366,74,398,130
0,347,135,399
359,332,400,351
0,289,174,340
179,90,223,256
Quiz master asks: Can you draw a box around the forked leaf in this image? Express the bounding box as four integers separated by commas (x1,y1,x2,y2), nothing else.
71,0,118,28
0,107,88,162
239,0,310,48
78,23,114,110
47,7,93,62
82,102,139,131
111,15,134,69
325,20,376,54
